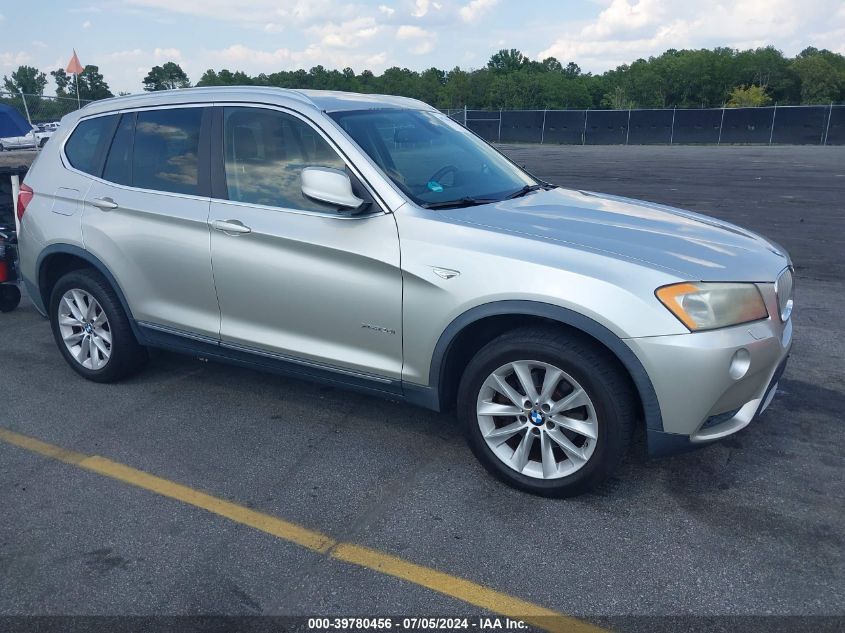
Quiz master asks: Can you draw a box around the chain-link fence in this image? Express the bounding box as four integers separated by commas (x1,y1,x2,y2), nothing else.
444,105,845,145
0,92,92,127
4,94,844,146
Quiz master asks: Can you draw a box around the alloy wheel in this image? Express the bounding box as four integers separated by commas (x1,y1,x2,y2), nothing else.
476,360,598,479
58,289,112,370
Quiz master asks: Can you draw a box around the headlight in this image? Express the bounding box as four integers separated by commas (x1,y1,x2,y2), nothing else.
656,282,768,331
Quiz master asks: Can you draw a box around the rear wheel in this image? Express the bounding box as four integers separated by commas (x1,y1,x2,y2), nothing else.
457,327,635,497
49,269,147,382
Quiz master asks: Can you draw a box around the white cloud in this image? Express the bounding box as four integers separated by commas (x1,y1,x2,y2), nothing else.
308,17,384,48
264,22,284,33
396,25,438,54
1,51,32,68
204,43,388,74
0,13,5,21
104,49,145,60
410,0,442,18
459,0,498,22
396,25,427,39
123,0,347,27
537,0,842,70
208,44,293,67
411,0,431,17
582,0,664,38
153,47,182,61
82,20,92,28
32,40,48,49
378,4,395,16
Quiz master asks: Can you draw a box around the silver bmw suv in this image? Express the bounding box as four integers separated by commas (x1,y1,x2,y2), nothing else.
17,87,793,496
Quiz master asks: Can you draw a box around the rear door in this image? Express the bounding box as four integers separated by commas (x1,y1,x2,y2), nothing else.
207,105,403,380
81,105,220,338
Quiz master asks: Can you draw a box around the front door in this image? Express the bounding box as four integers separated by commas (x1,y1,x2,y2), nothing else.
208,106,403,380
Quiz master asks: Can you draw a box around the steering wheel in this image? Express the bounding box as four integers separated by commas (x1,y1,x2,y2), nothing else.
427,165,459,189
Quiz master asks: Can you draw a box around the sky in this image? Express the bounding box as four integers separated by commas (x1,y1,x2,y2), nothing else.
1,0,844,95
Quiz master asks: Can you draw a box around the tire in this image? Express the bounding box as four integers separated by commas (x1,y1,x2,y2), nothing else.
49,269,147,383
457,326,635,498
0,285,21,312
39,137,48,148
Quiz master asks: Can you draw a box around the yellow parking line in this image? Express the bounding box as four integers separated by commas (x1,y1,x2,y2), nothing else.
0,427,606,633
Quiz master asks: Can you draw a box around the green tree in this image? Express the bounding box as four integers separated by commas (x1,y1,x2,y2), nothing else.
196,68,252,86
487,49,528,73
148,45,845,111
143,62,191,91
541,57,563,73
3,65,48,95
727,84,772,107
790,48,845,104
50,65,113,100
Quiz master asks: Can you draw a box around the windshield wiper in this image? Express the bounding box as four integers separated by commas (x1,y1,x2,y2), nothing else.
421,197,500,210
504,183,555,200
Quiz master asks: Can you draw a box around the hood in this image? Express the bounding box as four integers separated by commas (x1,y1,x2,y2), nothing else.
442,187,789,281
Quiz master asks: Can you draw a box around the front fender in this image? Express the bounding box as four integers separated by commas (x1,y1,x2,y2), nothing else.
422,300,664,434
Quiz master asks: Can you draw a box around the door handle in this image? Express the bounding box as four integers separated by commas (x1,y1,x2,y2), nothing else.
90,197,118,210
211,219,252,235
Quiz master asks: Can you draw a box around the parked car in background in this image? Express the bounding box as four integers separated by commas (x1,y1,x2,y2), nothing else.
0,127,37,151
33,124,54,147
16,87,794,497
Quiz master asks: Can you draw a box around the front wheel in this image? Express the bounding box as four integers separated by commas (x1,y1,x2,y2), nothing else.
49,269,148,382
457,327,635,497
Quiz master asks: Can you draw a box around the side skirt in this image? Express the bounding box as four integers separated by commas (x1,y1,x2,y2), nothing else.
135,322,427,405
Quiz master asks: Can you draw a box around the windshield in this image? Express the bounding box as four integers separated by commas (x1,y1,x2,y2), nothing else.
328,109,537,208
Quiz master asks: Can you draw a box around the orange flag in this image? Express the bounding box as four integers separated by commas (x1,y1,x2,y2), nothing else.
66,49,84,75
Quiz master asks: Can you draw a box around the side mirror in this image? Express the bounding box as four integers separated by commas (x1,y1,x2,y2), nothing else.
301,167,365,211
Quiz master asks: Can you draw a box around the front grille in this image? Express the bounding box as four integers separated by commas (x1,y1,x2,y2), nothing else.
775,268,794,322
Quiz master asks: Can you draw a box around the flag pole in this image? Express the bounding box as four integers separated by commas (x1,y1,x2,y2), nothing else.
74,72,80,108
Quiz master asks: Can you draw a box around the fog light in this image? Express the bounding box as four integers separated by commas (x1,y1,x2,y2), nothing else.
729,349,751,380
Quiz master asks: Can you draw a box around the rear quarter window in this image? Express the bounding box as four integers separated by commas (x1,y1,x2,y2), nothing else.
64,115,116,176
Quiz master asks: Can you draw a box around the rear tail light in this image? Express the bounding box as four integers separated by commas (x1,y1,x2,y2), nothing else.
17,183,33,222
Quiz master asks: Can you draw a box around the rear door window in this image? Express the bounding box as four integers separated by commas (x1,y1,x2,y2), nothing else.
65,114,117,176
132,108,203,196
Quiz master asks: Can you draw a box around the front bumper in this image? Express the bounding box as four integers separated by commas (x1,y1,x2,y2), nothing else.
626,282,792,456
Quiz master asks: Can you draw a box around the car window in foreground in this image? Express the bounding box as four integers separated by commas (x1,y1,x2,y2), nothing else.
329,109,536,208
132,108,202,196
65,115,116,176
222,106,347,213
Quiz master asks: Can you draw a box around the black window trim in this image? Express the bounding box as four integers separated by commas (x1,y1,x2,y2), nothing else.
61,101,389,212
101,111,137,185
61,103,214,201
61,112,119,178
